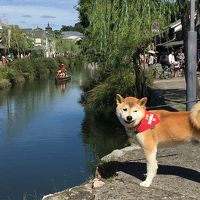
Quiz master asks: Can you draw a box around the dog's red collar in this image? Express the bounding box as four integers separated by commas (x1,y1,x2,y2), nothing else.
136,111,160,133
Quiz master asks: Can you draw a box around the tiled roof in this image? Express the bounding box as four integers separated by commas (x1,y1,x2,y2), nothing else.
22,28,46,38
61,31,83,37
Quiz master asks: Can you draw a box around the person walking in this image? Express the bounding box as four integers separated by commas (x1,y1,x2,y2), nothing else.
148,53,154,67
168,50,179,77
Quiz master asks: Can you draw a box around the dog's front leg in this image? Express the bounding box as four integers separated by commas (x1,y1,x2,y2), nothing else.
140,147,158,187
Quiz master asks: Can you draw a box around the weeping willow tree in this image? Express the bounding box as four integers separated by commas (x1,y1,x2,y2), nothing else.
1,26,34,56
78,0,178,115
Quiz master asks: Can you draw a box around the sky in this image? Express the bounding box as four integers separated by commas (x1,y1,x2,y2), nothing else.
0,0,79,30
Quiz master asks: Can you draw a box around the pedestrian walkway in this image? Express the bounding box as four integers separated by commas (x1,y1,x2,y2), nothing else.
152,77,187,111
152,74,200,111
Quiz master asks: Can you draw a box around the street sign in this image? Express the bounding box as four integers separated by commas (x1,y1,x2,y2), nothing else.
151,21,159,33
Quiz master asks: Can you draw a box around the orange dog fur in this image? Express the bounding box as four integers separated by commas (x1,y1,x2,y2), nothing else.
116,94,200,187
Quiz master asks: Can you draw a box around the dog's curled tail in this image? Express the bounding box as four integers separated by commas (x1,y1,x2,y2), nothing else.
190,102,200,129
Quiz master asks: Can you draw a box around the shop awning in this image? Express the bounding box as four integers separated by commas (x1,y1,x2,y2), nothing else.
157,40,183,47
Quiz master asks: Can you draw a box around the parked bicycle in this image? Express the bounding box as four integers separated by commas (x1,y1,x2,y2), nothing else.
152,64,173,79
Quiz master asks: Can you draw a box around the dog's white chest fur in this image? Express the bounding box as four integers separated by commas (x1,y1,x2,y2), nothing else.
125,128,145,147
135,133,145,147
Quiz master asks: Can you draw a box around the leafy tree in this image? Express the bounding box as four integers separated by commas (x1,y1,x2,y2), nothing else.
55,38,80,54
78,0,178,114
60,25,74,31
60,23,84,33
77,0,91,29
54,30,62,38
2,26,34,55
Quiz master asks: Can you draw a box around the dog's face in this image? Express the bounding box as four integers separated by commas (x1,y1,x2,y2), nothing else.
116,94,147,128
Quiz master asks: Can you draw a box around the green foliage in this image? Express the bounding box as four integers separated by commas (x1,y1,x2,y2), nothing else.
78,0,178,114
60,23,84,33
77,0,92,29
55,38,80,53
83,67,153,115
30,58,50,79
1,26,34,54
12,59,35,80
0,66,21,85
54,56,76,69
0,56,76,90
83,69,136,114
0,78,11,89
4,68,17,82
0,57,71,90
40,58,58,73
9,57,68,80
81,0,177,67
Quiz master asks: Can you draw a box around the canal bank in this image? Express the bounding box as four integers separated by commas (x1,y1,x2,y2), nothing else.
0,57,75,90
42,77,200,200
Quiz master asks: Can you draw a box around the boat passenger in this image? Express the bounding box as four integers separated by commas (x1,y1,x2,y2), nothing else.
60,63,68,78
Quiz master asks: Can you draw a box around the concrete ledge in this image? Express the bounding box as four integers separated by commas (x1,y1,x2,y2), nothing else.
42,143,200,200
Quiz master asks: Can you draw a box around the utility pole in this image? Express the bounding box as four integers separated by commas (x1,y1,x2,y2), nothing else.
186,0,197,110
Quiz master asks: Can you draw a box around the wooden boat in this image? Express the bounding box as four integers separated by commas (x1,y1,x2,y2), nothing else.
55,75,71,84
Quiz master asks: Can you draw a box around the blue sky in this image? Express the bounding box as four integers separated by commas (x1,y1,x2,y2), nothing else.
0,0,79,30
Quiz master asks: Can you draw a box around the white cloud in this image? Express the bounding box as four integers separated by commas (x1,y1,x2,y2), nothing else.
41,15,57,19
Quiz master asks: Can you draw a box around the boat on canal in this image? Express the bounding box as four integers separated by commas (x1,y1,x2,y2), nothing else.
55,64,71,84
55,75,71,84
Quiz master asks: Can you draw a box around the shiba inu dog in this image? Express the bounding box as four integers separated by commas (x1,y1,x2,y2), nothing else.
116,94,200,187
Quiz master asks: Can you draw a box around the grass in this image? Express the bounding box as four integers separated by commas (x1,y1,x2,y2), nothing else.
164,98,186,111
175,103,186,111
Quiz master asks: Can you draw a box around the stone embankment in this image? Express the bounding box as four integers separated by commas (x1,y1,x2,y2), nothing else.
42,143,200,200
42,77,200,200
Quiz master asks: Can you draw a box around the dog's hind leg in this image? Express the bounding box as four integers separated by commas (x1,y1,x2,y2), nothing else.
140,147,158,187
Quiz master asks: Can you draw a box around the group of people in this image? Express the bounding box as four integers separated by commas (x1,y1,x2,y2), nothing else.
159,49,200,77
0,53,15,64
56,64,68,79
145,49,185,78
0,52,31,65
0,55,8,65
165,49,185,77
139,48,187,78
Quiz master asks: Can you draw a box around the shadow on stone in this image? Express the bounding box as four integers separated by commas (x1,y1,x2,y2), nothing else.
98,161,200,183
147,87,181,111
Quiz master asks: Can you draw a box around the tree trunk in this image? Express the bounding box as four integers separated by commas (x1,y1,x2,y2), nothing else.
132,51,146,98
177,0,189,80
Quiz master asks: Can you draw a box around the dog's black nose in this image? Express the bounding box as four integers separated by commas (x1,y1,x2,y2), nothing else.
126,116,132,121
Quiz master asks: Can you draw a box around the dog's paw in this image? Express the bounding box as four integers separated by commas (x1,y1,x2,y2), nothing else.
139,180,151,187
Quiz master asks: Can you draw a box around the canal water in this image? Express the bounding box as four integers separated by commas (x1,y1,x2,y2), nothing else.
0,65,127,200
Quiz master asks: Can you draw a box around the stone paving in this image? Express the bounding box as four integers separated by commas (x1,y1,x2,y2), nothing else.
152,74,200,111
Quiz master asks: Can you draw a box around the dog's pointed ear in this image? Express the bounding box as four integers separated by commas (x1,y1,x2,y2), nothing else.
138,97,147,106
116,94,124,105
